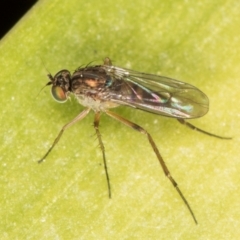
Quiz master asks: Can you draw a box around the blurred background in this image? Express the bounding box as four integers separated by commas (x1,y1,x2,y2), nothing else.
0,0,37,38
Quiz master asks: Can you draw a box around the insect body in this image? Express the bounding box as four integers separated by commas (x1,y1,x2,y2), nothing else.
39,58,230,224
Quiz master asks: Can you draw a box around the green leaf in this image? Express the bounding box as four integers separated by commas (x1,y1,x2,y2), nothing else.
1,0,239,239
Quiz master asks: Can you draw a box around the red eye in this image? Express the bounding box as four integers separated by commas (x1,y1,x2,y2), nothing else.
51,86,67,102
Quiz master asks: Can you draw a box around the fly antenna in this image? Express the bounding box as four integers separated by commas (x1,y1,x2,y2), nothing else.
36,57,53,98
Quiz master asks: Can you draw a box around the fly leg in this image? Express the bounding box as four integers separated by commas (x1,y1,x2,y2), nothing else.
177,119,232,139
106,110,198,224
94,112,111,198
38,108,91,163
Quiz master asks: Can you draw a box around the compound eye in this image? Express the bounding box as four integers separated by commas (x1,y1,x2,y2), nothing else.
51,86,67,102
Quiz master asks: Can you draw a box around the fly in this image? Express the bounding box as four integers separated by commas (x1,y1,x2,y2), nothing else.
38,57,231,224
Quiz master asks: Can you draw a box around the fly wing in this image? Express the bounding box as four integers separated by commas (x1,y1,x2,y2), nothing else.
105,66,209,119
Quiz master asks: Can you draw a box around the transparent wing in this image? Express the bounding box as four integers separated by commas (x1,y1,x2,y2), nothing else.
105,66,209,119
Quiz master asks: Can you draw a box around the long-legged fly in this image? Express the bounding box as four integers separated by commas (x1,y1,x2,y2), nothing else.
38,57,231,224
